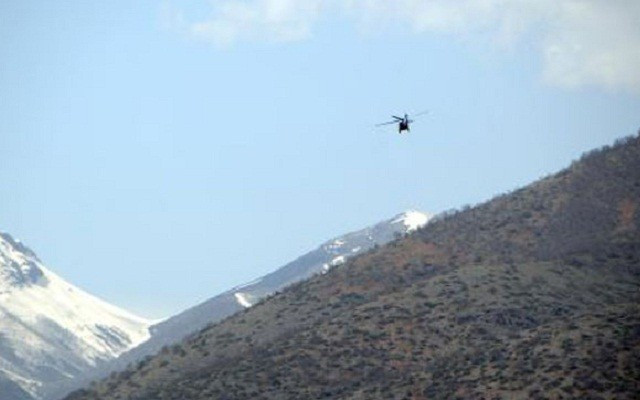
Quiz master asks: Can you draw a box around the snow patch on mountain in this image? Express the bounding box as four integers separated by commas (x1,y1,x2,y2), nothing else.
234,292,253,308
330,255,346,267
393,210,431,232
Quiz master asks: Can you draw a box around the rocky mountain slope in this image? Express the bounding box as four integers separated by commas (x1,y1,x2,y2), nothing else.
66,134,640,400
52,211,431,399
0,233,152,400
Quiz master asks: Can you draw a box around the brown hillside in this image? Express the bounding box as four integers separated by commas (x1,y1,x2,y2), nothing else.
66,135,640,400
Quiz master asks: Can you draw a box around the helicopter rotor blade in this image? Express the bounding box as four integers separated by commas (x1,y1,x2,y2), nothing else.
411,110,430,118
375,121,398,127
392,115,403,120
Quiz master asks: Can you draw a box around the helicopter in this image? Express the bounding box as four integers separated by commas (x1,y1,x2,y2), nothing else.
376,111,429,134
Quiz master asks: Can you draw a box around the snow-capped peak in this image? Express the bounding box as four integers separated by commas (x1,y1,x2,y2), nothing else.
230,209,433,309
0,232,152,399
392,210,432,232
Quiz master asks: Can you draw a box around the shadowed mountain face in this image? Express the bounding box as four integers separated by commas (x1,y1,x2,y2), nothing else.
66,135,640,400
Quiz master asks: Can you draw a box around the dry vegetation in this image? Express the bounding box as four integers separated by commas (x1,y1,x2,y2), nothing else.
66,134,640,400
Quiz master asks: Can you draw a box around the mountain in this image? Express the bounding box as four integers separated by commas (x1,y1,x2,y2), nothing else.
0,233,152,400
65,134,640,400
142,209,431,355
52,210,431,398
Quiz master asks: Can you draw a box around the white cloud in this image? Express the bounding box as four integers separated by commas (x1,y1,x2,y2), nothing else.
539,1,640,92
348,0,640,93
186,0,324,47
165,0,640,93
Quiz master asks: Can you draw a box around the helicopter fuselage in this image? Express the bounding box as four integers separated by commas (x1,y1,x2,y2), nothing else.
398,114,412,133
399,120,409,133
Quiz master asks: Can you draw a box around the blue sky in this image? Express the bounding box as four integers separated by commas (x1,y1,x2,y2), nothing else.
2,1,639,318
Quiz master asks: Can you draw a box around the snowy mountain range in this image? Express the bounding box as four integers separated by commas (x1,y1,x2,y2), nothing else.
0,232,152,400
0,210,431,399
51,210,432,399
